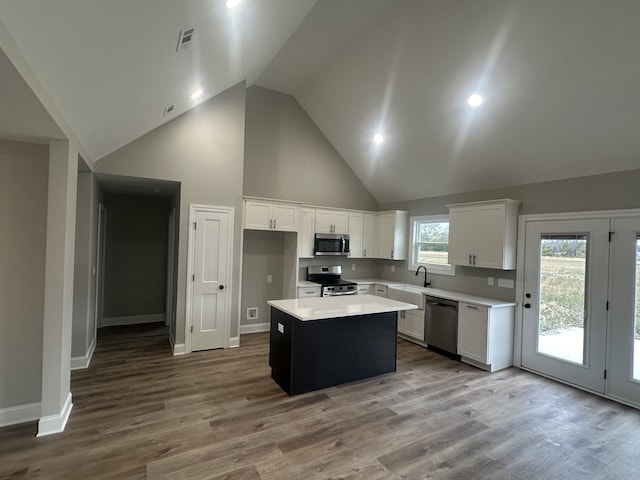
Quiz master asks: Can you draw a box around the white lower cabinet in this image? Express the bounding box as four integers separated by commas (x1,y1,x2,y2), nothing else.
372,284,388,297
297,286,321,298
398,309,425,341
457,302,515,372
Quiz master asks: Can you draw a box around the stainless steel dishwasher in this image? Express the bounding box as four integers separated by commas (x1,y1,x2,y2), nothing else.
424,295,459,356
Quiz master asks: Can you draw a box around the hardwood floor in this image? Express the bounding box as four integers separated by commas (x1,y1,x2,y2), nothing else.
2,323,640,479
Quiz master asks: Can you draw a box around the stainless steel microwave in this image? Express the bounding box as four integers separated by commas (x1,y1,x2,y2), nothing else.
314,233,350,256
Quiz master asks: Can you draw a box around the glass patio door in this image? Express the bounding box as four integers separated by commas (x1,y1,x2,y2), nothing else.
521,219,610,393
607,217,640,405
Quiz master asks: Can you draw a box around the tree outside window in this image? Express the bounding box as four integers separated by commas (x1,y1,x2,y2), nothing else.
409,215,455,275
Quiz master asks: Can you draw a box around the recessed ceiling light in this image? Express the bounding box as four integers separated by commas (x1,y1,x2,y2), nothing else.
191,89,203,100
468,93,483,107
225,0,243,8
373,133,385,145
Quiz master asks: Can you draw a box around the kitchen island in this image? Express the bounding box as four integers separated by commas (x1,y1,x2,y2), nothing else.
267,294,417,396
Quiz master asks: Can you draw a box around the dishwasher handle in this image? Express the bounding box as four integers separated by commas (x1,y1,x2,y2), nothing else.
425,296,458,309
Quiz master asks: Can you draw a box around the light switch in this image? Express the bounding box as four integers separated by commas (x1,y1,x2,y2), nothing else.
487,276,494,286
277,323,284,334
267,275,272,283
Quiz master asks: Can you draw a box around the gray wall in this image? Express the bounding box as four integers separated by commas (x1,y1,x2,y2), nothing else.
240,87,380,326
299,257,380,283
241,230,286,326
243,86,379,211
378,168,640,301
102,193,169,319
94,82,246,344
0,140,48,408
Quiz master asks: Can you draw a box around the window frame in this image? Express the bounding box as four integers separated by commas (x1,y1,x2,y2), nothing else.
408,214,455,276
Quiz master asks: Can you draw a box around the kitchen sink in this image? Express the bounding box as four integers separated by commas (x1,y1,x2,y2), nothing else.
387,285,426,309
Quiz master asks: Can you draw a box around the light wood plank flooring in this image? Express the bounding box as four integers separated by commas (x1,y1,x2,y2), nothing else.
2,323,640,479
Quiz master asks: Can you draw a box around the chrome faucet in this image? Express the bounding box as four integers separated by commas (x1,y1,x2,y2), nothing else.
415,265,430,287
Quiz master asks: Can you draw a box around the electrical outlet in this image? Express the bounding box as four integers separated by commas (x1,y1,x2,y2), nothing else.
498,278,514,288
391,265,396,272
266,275,272,283
487,276,494,286
352,264,356,271
277,323,284,334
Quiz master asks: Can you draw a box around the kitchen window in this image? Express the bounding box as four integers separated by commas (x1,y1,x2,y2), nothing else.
409,215,455,276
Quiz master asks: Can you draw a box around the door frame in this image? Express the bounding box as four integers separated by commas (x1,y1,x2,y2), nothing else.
94,203,107,329
185,204,235,354
514,208,640,394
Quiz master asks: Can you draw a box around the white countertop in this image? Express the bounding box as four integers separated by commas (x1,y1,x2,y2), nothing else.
345,279,515,308
297,280,321,288
296,278,515,308
268,294,418,321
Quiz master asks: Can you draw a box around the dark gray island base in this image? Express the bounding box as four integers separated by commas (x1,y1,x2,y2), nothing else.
269,307,398,396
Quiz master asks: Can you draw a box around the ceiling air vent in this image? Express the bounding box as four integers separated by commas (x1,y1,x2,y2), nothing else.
163,104,175,117
176,25,197,52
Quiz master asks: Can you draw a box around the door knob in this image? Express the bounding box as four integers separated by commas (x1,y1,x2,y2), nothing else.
219,285,225,290
524,303,531,309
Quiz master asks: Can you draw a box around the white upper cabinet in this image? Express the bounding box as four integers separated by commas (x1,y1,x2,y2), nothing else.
244,199,298,232
362,213,376,258
447,199,520,269
315,209,349,234
298,207,316,258
348,212,364,258
376,211,408,260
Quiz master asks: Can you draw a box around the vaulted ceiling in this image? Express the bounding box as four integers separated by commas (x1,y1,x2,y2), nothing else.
1,0,639,203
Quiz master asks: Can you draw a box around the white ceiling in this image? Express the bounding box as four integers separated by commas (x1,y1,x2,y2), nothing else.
1,0,640,203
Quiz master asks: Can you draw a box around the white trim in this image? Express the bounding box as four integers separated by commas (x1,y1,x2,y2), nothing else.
172,343,186,356
408,214,455,276
229,336,240,348
518,207,640,223
514,207,640,368
0,402,41,427
37,392,72,436
70,336,96,370
240,322,270,334
186,204,235,353
101,313,165,327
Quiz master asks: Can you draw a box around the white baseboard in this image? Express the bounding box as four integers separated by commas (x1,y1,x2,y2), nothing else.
101,313,165,327
37,392,73,437
70,336,96,370
172,342,186,356
0,402,41,427
240,322,269,334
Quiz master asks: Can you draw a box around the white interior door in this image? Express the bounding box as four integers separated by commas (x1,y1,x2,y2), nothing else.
607,217,640,406
189,207,233,351
521,218,609,393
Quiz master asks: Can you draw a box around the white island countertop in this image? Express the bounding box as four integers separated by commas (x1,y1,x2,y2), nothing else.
268,294,418,321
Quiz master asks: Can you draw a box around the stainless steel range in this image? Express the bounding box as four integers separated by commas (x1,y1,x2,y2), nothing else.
307,266,357,296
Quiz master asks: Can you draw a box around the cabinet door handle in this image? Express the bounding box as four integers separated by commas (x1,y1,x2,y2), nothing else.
269,219,273,229
469,254,472,265
273,219,277,229
472,254,476,265
390,250,394,258
363,248,366,257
